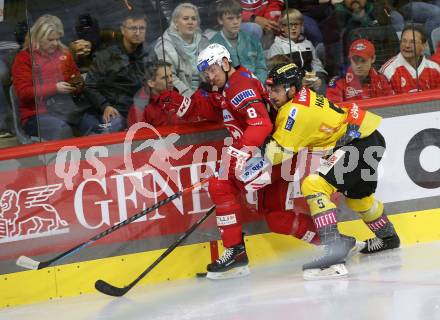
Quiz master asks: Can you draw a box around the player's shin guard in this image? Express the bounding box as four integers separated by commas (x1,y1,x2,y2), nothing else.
301,175,355,279
302,209,355,271
347,197,400,254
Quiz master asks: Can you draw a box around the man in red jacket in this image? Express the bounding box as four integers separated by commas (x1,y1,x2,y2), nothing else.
380,24,440,94
326,39,394,102
128,60,203,127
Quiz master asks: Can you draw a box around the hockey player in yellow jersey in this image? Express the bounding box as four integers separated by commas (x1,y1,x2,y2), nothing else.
265,63,400,280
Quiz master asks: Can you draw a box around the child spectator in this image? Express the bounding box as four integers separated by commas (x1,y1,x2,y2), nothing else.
327,39,393,102
210,0,267,83
267,9,327,94
380,24,440,93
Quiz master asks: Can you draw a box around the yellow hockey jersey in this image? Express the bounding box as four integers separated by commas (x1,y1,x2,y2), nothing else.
266,87,382,165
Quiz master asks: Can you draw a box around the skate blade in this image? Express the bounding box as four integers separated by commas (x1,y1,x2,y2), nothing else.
16,256,40,270
346,241,366,260
206,266,250,280
303,263,348,281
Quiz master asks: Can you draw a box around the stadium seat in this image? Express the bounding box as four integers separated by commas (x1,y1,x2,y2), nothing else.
9,85,39,144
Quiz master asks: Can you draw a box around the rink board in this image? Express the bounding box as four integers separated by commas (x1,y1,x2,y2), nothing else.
1,207,440,308
0,91,440,308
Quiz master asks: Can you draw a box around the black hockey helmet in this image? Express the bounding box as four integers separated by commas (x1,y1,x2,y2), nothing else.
266,63,305,91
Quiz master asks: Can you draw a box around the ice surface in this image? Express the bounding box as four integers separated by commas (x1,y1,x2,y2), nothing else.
2,241,440,320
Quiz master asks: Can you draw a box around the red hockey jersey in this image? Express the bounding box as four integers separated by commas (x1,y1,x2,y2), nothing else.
179,66,273,149
326,67,393,103
240,0,284,22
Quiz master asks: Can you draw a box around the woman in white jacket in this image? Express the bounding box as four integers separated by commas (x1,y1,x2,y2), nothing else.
267,9,327,94
154,3,209,97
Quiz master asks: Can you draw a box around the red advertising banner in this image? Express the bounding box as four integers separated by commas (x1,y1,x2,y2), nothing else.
0,124,267,265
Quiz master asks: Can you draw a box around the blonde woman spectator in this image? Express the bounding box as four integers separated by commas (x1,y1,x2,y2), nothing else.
11,14,89,141
154,3,209,97
267,9,327,93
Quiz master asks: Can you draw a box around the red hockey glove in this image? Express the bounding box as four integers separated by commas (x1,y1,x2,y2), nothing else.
207,91,227,109
158,90,192,117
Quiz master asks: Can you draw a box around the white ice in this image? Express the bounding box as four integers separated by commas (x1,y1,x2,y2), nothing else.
2,241,440,320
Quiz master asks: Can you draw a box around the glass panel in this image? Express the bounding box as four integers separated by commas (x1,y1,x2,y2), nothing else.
1,0,440,151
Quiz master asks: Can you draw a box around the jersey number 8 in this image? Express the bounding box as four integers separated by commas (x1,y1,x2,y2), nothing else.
247,107,257,118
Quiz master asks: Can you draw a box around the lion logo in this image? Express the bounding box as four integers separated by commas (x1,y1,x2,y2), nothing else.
0,184,68,241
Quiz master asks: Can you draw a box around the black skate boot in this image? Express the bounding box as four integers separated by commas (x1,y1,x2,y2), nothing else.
206,242,250,280
303,224,356,280
361,233,400,254
361,214,400,254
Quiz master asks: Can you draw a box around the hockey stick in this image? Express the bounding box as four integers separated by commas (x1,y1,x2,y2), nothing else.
16,177,212,270
95,205,216,297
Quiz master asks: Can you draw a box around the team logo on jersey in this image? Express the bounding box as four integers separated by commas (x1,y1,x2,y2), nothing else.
348,129,361,139
231,89,256,107
345,86,362,99
401,77,406,88
225,123,243,139
284,107,297,131
298,87,308,102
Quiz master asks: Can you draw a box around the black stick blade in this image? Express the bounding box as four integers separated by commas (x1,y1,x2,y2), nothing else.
95,279,129,297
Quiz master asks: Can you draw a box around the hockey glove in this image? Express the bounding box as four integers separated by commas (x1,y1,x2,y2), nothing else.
158,89,192,117
238,156,272,191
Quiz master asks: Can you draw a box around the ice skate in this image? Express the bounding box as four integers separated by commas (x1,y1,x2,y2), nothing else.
206,242,250,280
303,235,356,280
361,233,400,254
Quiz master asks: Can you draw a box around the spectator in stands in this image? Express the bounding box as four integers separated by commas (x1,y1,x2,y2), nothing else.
285,0,332,46
11,14,91,141
128,60,201,127
267,9,327,94
154,3,209,97
327,39,393,102
239,0,283,45
323,0,378,77
210,0,267,83
83,11,149,134
69,14,101,73
383,0,440,51
381,24,440,93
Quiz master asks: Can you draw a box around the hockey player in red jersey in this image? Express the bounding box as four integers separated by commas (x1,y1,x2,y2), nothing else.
159,43,321,279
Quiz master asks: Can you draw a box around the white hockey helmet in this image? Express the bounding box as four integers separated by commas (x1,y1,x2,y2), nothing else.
197,43,232,73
